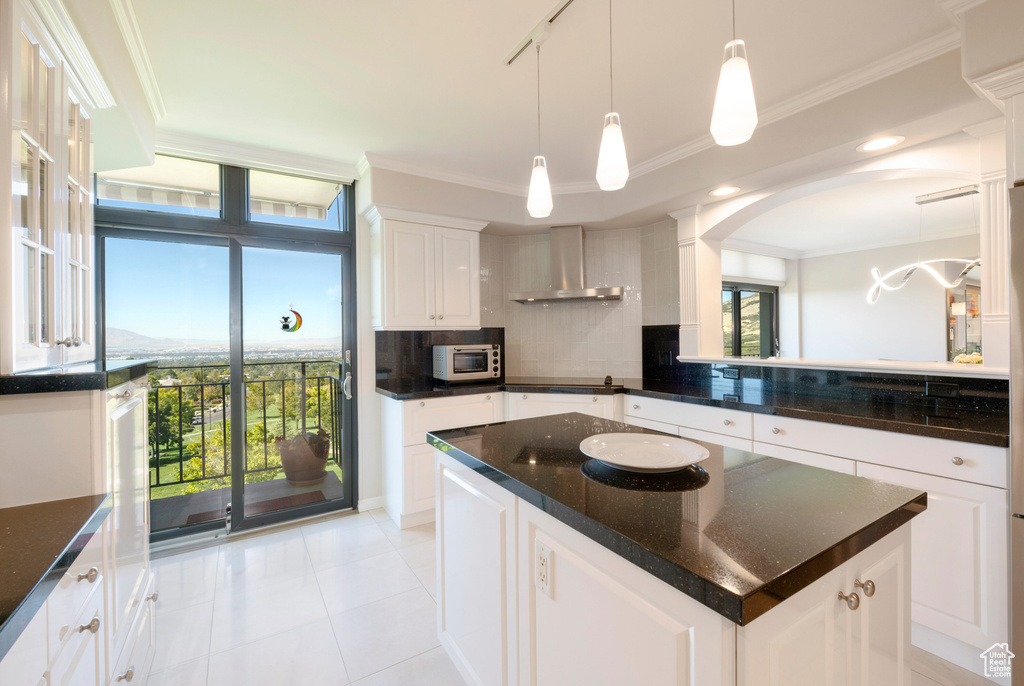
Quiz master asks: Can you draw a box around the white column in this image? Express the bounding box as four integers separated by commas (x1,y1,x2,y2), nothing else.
671,207,723,357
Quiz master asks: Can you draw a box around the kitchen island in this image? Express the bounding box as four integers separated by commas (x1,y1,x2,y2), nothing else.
428,413,927,686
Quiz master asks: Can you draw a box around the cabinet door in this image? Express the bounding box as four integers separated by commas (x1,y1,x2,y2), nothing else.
0,603,49,686
846,530,911,686
507,393,614,421
49,593,104,686
437,450,517,686
753,441,856,475
434,227,479,328
106,383,150,664
383,220,436,328
855,463,1007,655
403,393,504,446
61,87,94,365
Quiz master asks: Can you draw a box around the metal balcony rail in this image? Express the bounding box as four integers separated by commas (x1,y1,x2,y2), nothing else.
147,360,342,494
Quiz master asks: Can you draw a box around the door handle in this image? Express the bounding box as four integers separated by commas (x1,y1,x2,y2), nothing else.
343,372,352,400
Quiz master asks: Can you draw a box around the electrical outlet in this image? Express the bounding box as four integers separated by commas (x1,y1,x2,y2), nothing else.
535,540,551,598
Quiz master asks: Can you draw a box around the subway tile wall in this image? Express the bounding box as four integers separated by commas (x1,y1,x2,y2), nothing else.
481,229,645,378
641,219,681,326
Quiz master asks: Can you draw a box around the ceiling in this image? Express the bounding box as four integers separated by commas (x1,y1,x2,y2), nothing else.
128,0,966,182
726,173,982,257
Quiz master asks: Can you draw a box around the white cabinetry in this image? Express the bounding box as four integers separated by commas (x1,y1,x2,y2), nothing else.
2,0,100,374
436,451,518,686
382,392,504,528
506,392,617,421
367,208,486,330
740,526,911,686
624,396,753,451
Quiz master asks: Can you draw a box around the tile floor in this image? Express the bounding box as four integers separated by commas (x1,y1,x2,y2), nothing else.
149,508,994,686
147,509,465,686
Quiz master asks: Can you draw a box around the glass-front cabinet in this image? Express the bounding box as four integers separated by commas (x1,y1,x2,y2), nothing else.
4,5,95,373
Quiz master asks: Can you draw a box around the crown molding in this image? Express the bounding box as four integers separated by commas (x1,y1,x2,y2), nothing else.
973,61,1024,101
721,239,801,261
108,0,166,120
28,0,116,109
963,117,1005,138
155,131,359,183
363,153,525,196
362,204,489,232
935,0,989,24
795,225,979,259
356,155,372,180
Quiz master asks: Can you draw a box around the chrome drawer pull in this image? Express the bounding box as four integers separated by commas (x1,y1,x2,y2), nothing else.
76,567,99,584
838,591,860,611
486,395,491,400
438,314,444,320
146,591,159,602
633,404,639,410
116,666,135,682
77,617,100,634
723,419,732,426
951,456,964,466
419,401,425,407
592,397,598,402
854,579,875,597
771,427,781,435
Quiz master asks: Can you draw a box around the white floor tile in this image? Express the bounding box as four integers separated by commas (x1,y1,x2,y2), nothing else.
211,569,329,653
378,520,435,549
911,672,943,686
146,656,209,686
396,539,435,569
367,508,393,525
151,601,214,673
217,527,313,592
152,547,219,615
207,618,350,686
330,587,440,682
410,561,437,600
302,518,394,570
315,551,421,615
351,647,466,686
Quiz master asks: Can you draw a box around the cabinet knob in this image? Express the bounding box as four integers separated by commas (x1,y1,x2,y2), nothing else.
57,337,73,347
592,396,598,402
723,419,732,426
438,314,444,320
116,666,135,682
146,591,159,602
429,315,435,320
837,591,860,611
523,394,527,399
951,456,964,466
76,567,99,584
854,579,875,597
419,401,425,407
486,395,491,400
771,427,781,435
72,336,82,347
632,404,640,410
77,617,101,634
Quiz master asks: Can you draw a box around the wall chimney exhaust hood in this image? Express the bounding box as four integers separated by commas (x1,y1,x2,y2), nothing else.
510,225,624,303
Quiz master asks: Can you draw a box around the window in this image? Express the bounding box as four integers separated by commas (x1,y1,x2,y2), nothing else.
95,154,221,217
248,169,345,231
722,282,778,358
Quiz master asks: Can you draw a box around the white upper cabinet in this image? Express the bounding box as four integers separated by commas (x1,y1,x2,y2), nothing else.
368,208,485,330
2,0,103,373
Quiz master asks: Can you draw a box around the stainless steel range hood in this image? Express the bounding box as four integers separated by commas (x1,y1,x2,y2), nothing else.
510,226,624,303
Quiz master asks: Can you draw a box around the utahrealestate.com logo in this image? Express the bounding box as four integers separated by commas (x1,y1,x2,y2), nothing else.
981,643,1014,679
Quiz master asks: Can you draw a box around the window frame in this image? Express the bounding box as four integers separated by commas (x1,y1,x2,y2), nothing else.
722,281,780,359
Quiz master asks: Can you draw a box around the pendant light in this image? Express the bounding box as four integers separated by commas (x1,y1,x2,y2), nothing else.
710,0,758,146
596,0,629,190
527,43,553,218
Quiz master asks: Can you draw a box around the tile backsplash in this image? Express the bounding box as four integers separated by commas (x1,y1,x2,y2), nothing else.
641,220,681,326
482,228,645,378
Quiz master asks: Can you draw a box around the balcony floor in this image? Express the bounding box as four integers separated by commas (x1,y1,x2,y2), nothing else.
151,471,345,533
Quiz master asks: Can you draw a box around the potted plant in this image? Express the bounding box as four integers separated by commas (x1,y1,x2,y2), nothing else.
275,428,330,485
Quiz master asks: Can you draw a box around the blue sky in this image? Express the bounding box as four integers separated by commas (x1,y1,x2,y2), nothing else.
105,238,343,345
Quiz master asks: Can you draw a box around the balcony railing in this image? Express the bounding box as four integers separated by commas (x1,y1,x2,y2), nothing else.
147,361,342,499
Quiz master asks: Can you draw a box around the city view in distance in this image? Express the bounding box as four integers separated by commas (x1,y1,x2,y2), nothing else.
106,327,343,366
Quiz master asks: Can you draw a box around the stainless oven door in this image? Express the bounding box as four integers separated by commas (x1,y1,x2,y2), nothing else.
452,350,490,374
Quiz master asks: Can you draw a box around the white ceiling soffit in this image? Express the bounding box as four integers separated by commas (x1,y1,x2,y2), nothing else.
107,0,166,120
126,0,964,189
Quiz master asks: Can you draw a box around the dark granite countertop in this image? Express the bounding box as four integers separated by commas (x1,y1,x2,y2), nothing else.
0,359,156,395
0,494,112,661
377,375,1008,447
428,414,926,626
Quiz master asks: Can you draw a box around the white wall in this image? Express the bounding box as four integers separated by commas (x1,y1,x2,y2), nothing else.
796,234,980,362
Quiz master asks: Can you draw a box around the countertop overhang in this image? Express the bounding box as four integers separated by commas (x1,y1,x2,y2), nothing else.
428,413,927,626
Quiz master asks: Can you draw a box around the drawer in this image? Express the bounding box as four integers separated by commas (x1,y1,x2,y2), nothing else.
625,396,752,442
507,393,616,421
624,396,685,425
110,574,156,686
49,589,103,686
47,520,106,664
403,392,504,446
623,415,678,435
752,441,857,475
752,414,1007,488
678,426,754,453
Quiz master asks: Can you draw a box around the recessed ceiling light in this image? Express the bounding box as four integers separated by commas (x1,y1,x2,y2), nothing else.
857,136,905,152
709,186,740,197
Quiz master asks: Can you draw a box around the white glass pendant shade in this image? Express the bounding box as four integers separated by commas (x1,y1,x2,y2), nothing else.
527,155,553,218
710,40,758,146
596,113,629,191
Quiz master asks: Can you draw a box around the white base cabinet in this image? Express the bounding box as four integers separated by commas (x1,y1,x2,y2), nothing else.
506,392,618,421
436,448,914,686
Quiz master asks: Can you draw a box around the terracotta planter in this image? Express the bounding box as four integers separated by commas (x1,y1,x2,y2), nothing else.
276,429,330,486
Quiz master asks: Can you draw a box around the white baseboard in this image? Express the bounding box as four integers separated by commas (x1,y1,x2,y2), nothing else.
357,495,386,511
399,508,435,529
913,624,1008,686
